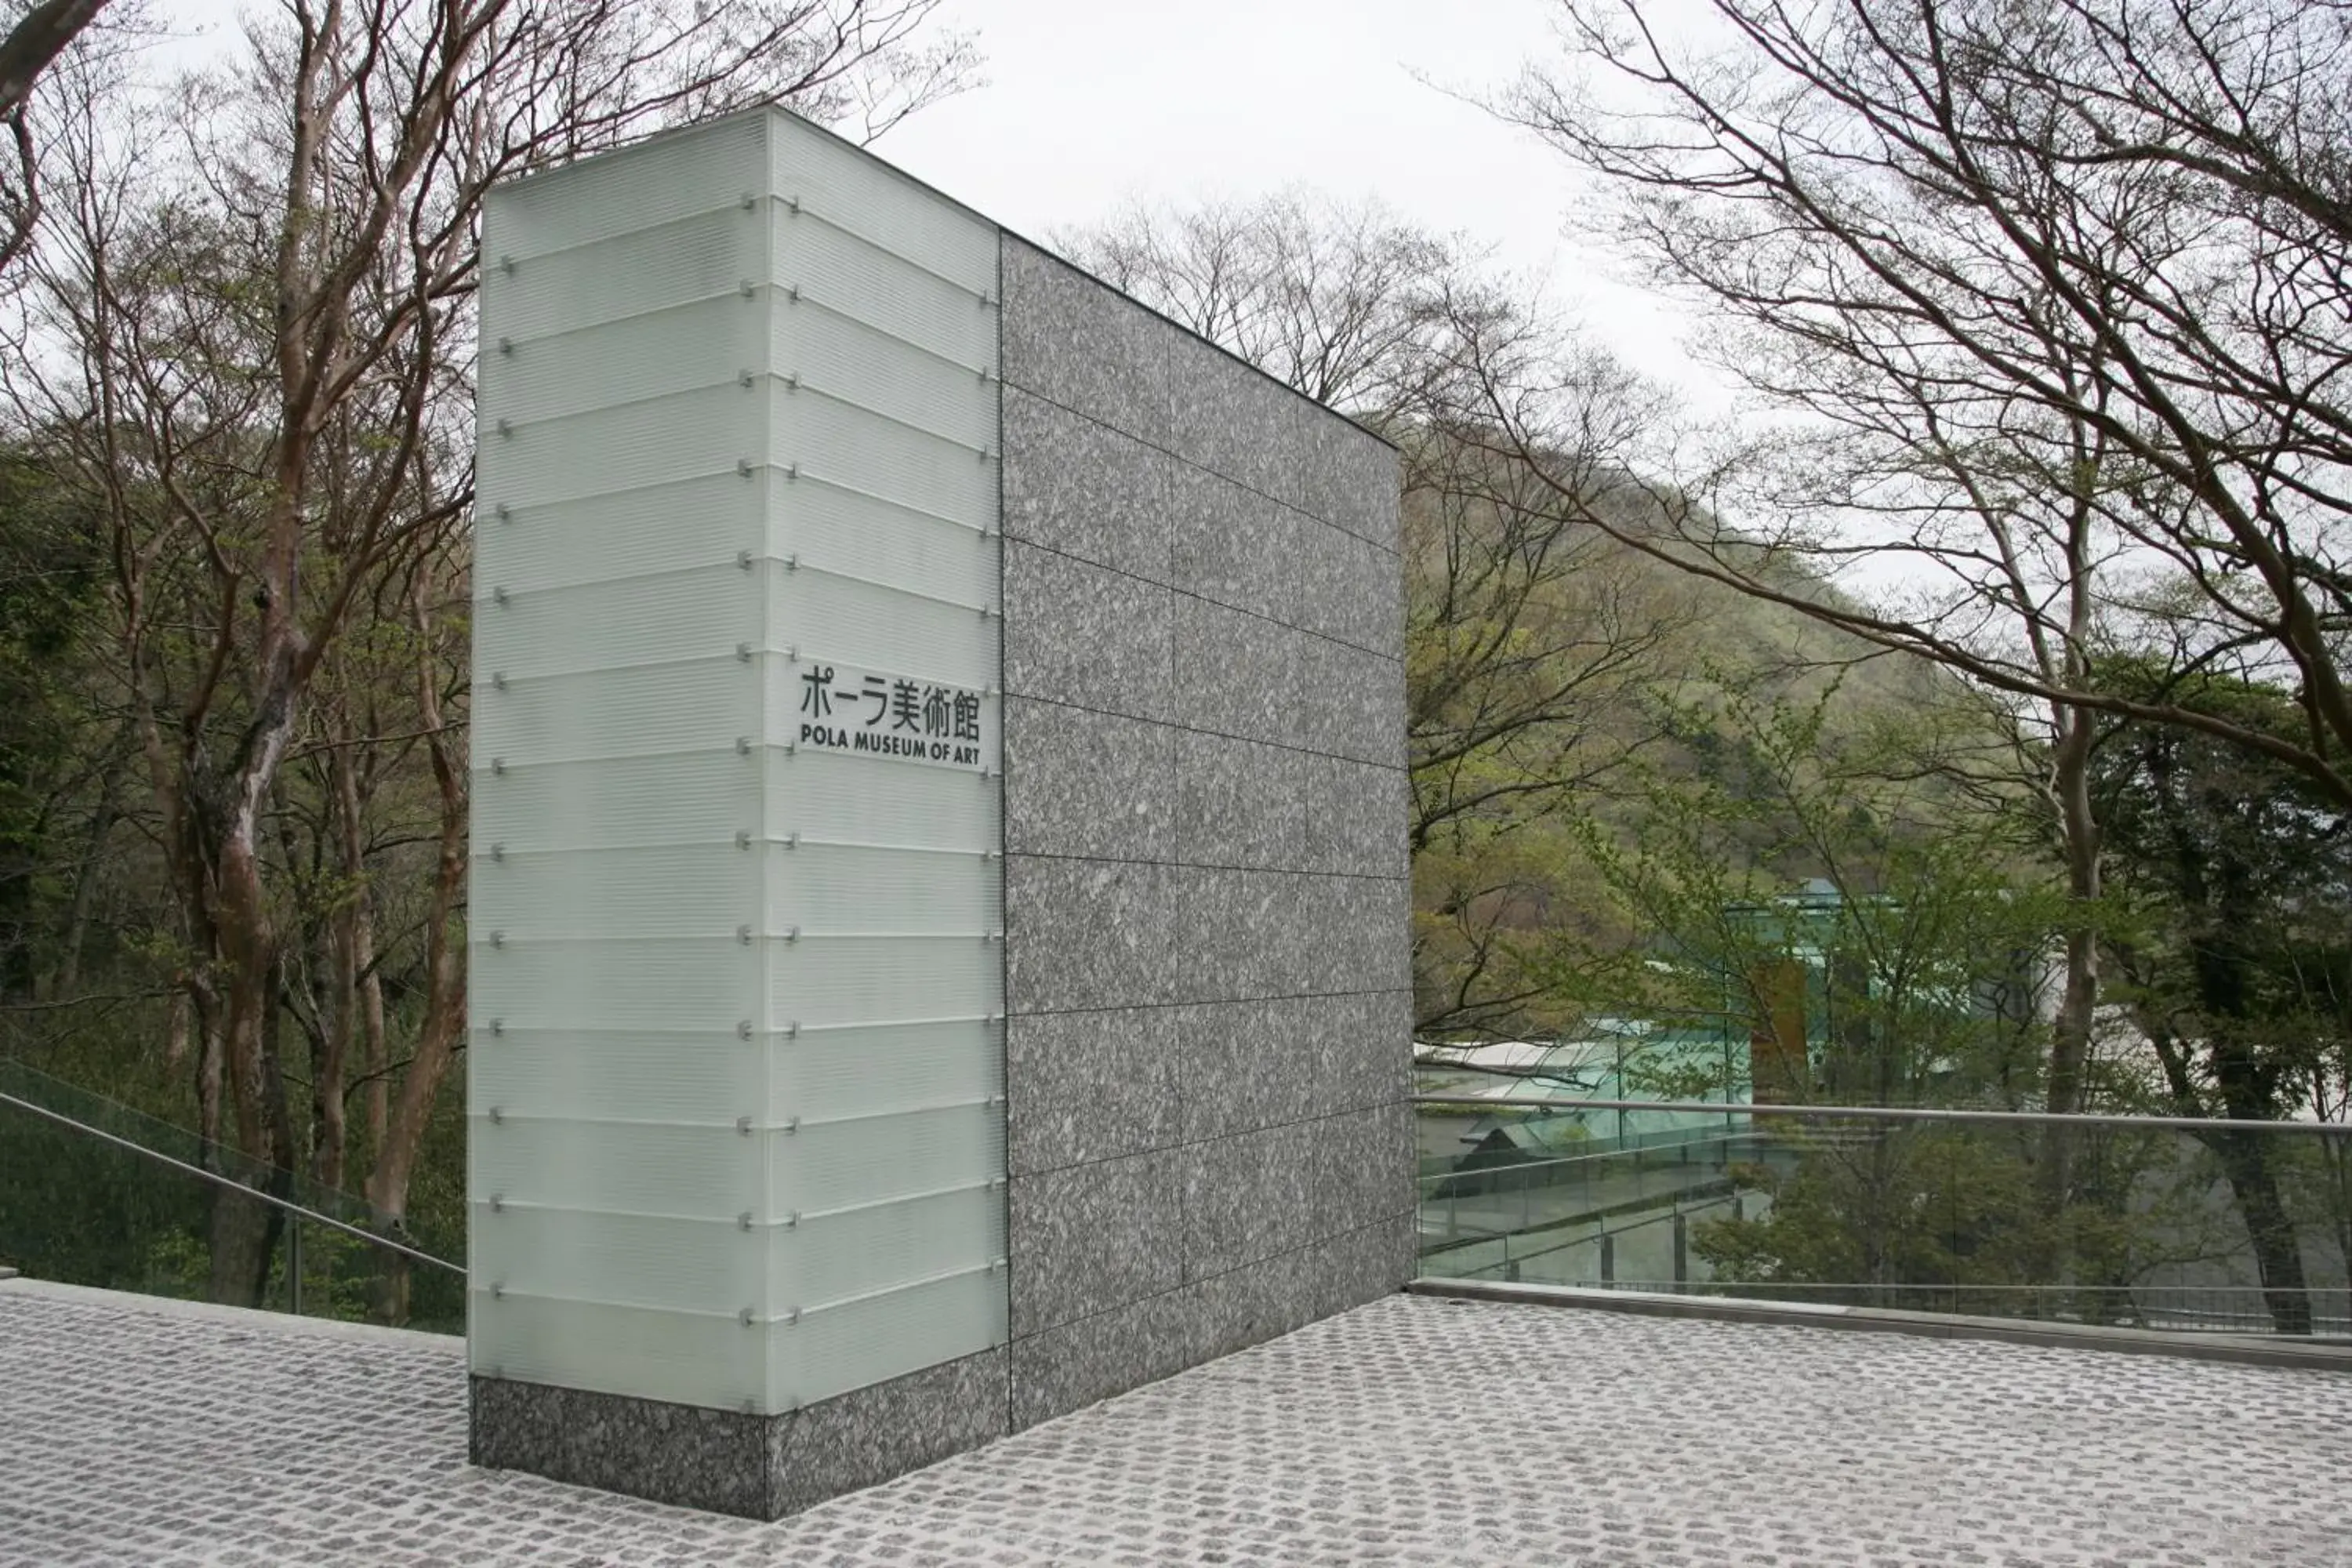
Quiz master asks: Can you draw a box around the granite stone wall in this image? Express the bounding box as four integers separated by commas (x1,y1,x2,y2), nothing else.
996,236,1415,1430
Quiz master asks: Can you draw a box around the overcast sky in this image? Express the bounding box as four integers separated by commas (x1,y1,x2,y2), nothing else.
152,0,1726,408
877,0,1727,409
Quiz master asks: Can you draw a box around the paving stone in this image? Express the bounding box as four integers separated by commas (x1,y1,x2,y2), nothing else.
0,1283,2347,1565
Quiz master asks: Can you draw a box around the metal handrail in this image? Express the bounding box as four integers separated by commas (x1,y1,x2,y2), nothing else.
0,1088,464,1276
1411,1094,2352,1136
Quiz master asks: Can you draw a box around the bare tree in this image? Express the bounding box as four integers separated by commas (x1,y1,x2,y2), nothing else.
1064,191,1478,414
1492,0,2352,803
1464,0,2349,1285
0,0,111,271
2,0,975,1306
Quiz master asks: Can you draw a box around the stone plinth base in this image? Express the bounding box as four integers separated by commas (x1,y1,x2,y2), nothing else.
469,1350,1009,1519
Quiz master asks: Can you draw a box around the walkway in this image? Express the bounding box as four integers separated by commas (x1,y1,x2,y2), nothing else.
2,1276,2347,1566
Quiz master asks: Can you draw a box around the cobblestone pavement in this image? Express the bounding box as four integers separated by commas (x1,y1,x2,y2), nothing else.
4,1279,2350,1567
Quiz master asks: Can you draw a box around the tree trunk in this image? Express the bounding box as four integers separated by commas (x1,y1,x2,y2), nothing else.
2205,1127,2313,1336
0,0,106,117
2034,702,2101,1315
313,731,367,1191
2041,704,2100,1112
35,765,118,1003
205,1183,278,1307
361,583,466,1324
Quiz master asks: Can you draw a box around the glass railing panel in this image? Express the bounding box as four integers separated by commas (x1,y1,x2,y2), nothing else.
1416,1097,2352,1338
0,1059,463,1333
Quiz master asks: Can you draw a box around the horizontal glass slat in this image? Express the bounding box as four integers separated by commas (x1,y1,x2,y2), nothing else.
769,841,999,932
474,470,760,593
471,657,760,766
471,745,1000,853
466,1022,1002,1126
772,214,996,372
771,121,997,298
771,1264,1006,1410
471,844,760,941
772,392,993,530
471,938,758,1033
470,1115,761,1218
768,1101,1004,1216
771,1018,1001,1124
483,112,767,261
470,1029,762,1125
772,288,995,451
471,1203,764,1316
774,1184,1004,1309
773,463,997,608
767,932,999,1029
479,204,762,344
471,750,759,853
478,381,764,510
471,840,998,941
471,1290,765,1413
767,559,998,678
474,562,763,681
765,744,1000,849
481,291,767,428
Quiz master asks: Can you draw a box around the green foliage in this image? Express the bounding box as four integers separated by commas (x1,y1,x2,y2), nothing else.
1692,1122,2239,1319
2095,665,2352,1119
0,446,106,1000
1568,681,2063,1106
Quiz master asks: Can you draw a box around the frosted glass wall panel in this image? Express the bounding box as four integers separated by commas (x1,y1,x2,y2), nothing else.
483,114,768,258
479,292,768,433
475,841,997,942
471,750,756,853
771,394,993,524
471,659,761,765
473,562,764,681
472,104,1007,1418
764,935,998,1029
481,381,765,506
474,748,1002,855
474,1205,764,1316
769,474,995,608
472,1292,764,1414
769,748,1000,849
473,845,761,940
764,564,996,674
768,292,997,451
477,472,762,593
770,1185,1004,1310
471,1116,760,1218
767,1018,1003,1126
765,1102,1004,1215
474,1030,765,1126
770,131,997,295
764,843,999,933
472,940,759,1033
773,1268,1007,1411
760,105,1005,1410
769,216,997,371
477,206,764,345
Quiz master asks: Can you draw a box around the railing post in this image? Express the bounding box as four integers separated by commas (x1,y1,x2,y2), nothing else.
289,1220,303,1316
1673,1211,1688,1287
1599,1230,1615,1286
